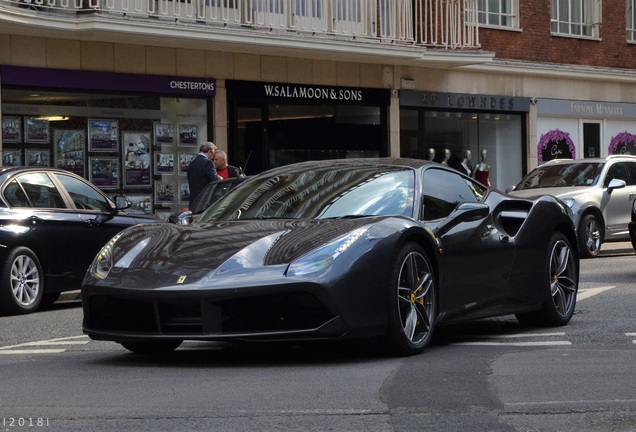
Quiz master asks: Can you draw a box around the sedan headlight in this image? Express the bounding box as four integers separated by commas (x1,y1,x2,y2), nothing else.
286,227,369,277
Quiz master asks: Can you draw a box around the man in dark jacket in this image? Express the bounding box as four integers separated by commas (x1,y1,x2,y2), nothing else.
187,142,219,207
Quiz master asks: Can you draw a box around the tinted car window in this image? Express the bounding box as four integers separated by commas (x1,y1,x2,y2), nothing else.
55,173,111,211
4,173,65,208
624,162,636,186
604,163,628,187
201,166,415,221
422,168,485,221
516,162,604,189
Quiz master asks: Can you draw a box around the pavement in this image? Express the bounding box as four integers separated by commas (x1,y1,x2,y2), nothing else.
599,241,634,256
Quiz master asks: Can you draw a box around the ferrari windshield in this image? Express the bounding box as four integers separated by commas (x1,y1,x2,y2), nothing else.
515,162,604,190
198,165,415,221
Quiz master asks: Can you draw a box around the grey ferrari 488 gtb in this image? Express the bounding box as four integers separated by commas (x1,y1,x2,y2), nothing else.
82,158,579,356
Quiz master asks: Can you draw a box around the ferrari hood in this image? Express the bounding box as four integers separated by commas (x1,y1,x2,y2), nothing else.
105,217,385,281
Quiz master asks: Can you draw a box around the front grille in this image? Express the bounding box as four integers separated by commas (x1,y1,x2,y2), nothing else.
88,295,157,332
87,292,335,336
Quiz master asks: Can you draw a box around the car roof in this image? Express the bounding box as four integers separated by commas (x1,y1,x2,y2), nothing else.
541,155,636,166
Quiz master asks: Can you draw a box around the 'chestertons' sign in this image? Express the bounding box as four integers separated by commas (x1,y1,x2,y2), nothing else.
0,66,216,97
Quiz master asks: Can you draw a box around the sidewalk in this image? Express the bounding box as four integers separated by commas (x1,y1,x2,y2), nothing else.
599,241,634,256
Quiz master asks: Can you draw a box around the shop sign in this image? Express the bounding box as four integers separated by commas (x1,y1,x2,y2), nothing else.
0,66,216,97
537,99,636,118
400,90,530,112
228,80,390,105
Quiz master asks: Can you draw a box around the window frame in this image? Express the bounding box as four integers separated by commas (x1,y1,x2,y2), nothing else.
466,0,520,30
550,0,601,39
628,0,636,42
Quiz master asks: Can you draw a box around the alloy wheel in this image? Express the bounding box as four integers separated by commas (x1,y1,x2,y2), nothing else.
396,251,435,344
11,254,41,307
549,239,577,318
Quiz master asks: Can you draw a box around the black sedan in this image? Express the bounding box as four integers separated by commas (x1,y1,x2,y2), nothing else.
0,167,163,315
82,159,579,356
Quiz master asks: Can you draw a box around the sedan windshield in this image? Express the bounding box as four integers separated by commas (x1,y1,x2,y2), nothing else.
198,165,415,222
515,162,604,190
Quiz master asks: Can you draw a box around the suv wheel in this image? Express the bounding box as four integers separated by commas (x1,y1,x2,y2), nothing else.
578,214,601,258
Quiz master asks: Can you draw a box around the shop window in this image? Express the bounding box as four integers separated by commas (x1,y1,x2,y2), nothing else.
583,122,601,158
399,110,523,190
1,89,208,216
550,0,601,38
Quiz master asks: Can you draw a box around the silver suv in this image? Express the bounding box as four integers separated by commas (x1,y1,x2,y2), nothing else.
508,155,636,258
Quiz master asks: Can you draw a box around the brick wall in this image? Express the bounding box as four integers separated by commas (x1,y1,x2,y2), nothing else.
478,0,636,69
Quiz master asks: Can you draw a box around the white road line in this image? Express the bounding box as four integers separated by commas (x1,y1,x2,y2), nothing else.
0,349,67,354
0,335,89,354
469,332,566,339
577,286,615,301
452,341,572,346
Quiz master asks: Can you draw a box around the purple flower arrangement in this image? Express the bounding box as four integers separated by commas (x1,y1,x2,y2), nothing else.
537,129,576,164
608,131,636,155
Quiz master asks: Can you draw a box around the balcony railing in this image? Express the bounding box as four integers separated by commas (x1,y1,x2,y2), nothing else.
7,0,480,49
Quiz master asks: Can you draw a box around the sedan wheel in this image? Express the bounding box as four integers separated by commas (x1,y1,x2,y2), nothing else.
516,232,578,327
0,247,44,315
384,243,436,356
578,214,601,258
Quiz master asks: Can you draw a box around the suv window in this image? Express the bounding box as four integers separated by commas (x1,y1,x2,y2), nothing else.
422,168,485,221
55,173,111,212
4,173,65,209
624,162,636,186
604,163,629,188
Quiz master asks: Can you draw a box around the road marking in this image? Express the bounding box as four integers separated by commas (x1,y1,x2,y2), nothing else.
452,340,572,346
0,335,89,355
452,332,571,347
577,286,615,301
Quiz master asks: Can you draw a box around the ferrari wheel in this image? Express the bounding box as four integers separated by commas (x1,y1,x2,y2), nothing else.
120,340,183,354
384,243,436,356
578,214,601,258
516,232,578,327
0,247,43,315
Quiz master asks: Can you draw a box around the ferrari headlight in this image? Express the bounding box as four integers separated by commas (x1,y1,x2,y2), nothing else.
91,232,124,280
286,227,369,277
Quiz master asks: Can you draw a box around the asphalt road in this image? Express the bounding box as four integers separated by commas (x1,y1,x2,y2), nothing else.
0,243,634,431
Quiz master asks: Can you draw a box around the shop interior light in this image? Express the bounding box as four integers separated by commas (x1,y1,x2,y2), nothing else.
36,116,69,121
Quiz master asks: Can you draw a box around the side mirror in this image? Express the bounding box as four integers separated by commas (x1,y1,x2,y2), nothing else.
113,196,131,211
434,202,489,237
174,210,194,226
607,178,626,191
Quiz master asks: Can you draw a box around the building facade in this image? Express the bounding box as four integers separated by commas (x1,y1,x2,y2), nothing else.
1,0,636,215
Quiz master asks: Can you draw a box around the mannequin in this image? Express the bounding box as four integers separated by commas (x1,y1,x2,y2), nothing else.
441,148,451,165
459,150,472,176
473,149,491,186
426,148,435,161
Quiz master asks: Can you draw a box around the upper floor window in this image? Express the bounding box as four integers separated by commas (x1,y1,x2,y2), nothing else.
628,0,636,42
466,0,519,29
551,0,601,38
